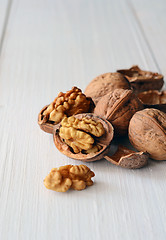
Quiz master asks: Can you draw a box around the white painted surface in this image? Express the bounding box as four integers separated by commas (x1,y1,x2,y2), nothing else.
0,0,9,52
0,0,166,239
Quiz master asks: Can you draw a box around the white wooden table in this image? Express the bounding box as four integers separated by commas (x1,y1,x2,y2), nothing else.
0,0,166,239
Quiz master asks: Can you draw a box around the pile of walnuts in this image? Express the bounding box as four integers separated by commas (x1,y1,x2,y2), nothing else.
39,65,166,192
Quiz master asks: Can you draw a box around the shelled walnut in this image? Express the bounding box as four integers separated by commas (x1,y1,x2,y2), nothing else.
129,108,166,160
44,165,95,192
94,88,143,136
84,72,130,104
117,65,164,93
59,116,105,154
38,87,94,133
53,113,114,162
138,90,166,112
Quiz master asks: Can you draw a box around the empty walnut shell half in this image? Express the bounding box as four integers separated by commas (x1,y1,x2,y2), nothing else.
94,88,143,136
138,90,166,112
117,65,164,93
38,87,94,134
129,108,166,160
105,145,148,169
84,72,131,105
53,113,114,162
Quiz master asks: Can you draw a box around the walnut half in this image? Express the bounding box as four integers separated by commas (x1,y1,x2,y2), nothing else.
44,165,95,192
53,113,114,162
38,87,94,134
43,87,93,124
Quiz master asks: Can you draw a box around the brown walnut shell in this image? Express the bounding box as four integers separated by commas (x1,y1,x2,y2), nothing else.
117,65,164,93
129,108,166,160
105,145,149,169
138,90,166,112
94,88,143,136
53,113,114,162
38,105,57,134
84,72,131,105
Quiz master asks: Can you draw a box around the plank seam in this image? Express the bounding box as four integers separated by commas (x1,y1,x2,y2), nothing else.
126,0,161,72
0,0,13,57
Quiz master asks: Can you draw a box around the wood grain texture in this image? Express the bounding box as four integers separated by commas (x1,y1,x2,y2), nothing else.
129,0,166,88
0,0,166,239
0,0,11,55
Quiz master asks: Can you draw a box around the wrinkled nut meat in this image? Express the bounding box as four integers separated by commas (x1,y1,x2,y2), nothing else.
53,113,114,162
105,145,148,169
94,88,143,136
59,116,105,153
38,87,94,133
59,116,105,154
129,108,166,160
117,65,164,93
84,72,130,104
138,90,166,112
44,165,95,192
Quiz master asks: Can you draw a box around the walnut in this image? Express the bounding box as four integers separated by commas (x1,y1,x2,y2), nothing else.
44,165,95,192
53,113,114,162
38,87,94,134
83,144,102,154
69,165,95,189
117,65,164,93
94,88,143,136
105,145,148,169
129,108,166,160
59,116,105,153
138,90,166,113
84,72,130,105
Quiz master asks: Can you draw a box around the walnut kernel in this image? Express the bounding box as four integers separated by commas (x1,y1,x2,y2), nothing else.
42,87,93,124
59,116,105,153
44,165,95,192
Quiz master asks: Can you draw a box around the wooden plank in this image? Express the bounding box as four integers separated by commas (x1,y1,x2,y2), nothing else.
0,0,166,239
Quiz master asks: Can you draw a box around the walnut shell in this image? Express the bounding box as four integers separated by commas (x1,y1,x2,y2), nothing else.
117,65,164,93
129,108,166,160
84,72,130,104
53,113,114,162
94,88,143,136
38,105,58,134
138,90,166,112
105,145,149,169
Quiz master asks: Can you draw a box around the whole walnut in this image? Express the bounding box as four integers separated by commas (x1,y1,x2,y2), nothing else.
84,72,130,104
129,108,166,160
94,88,143,136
